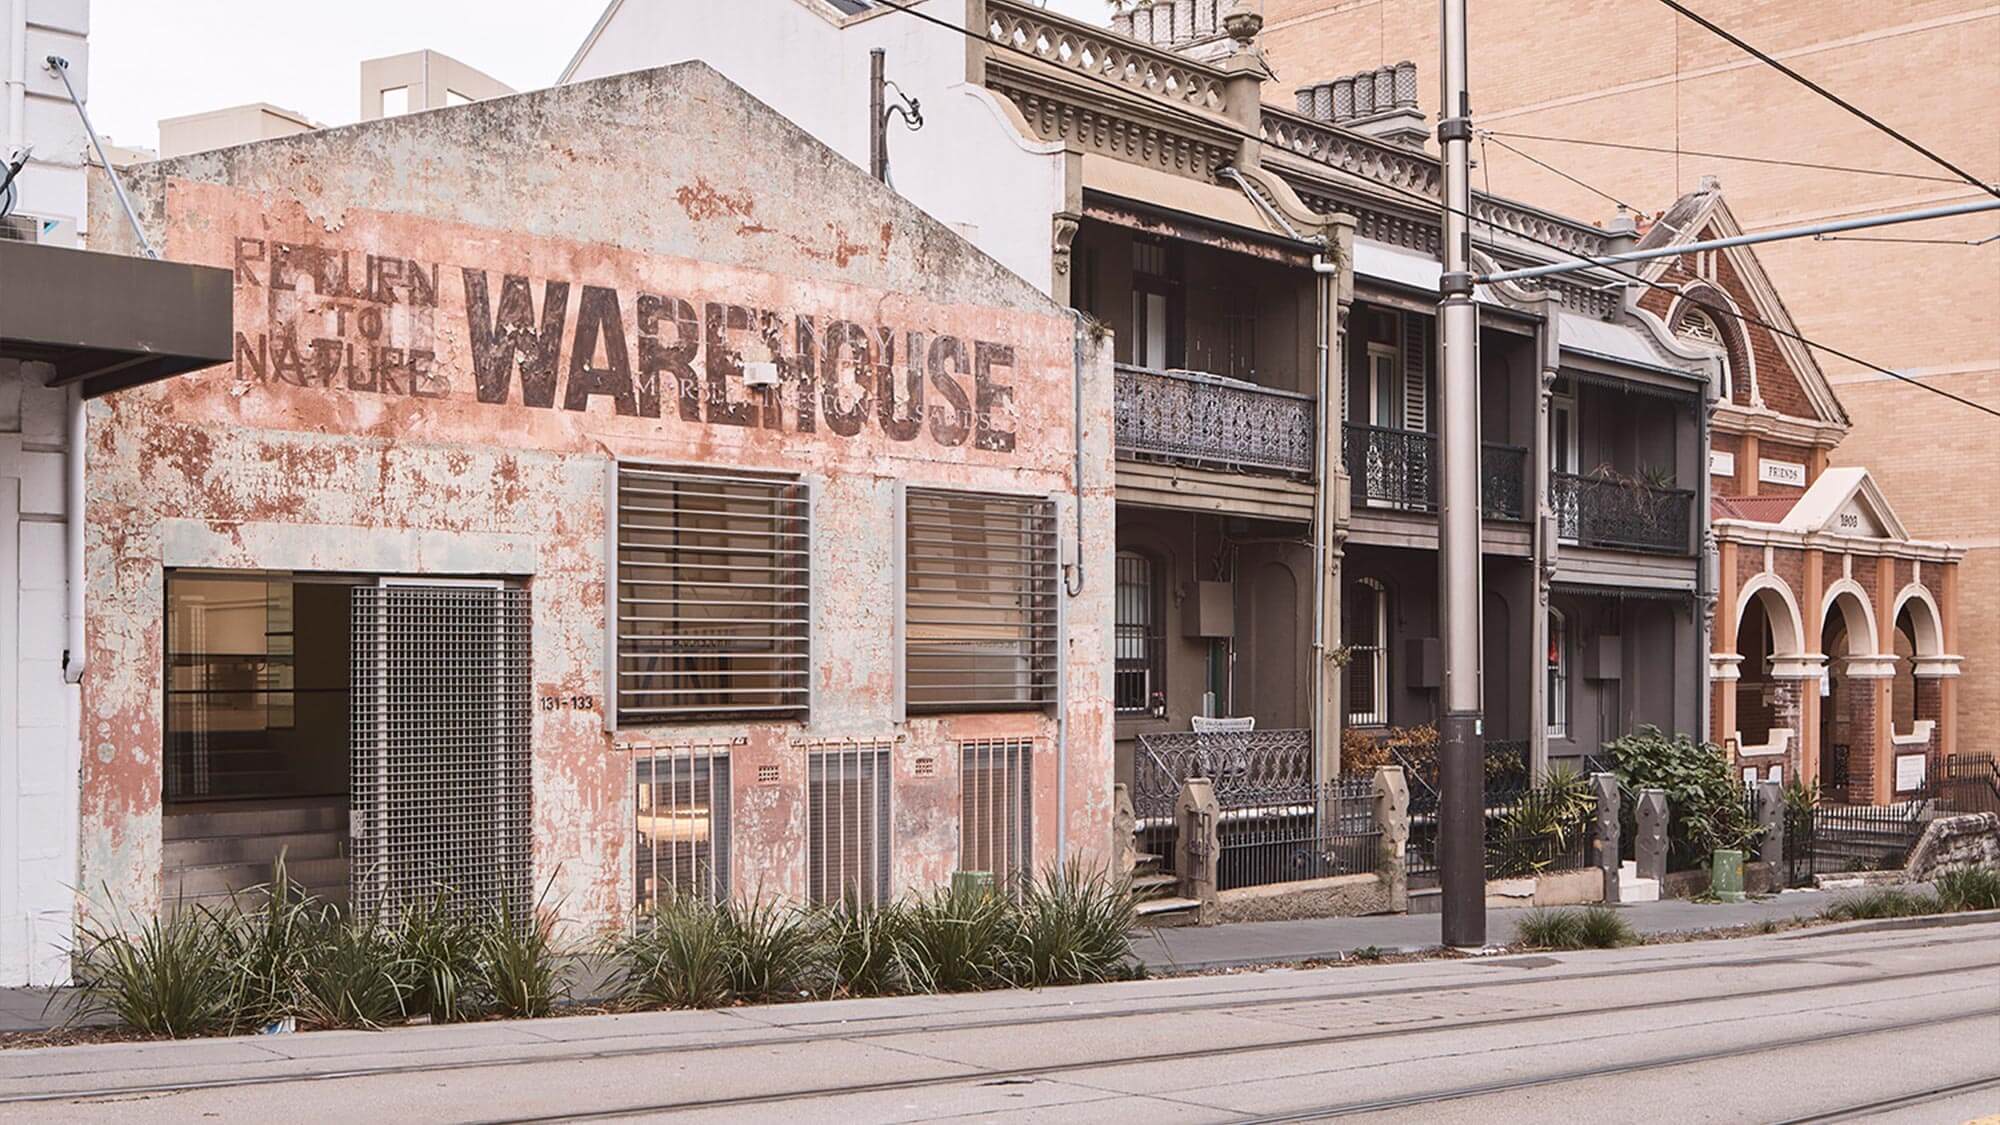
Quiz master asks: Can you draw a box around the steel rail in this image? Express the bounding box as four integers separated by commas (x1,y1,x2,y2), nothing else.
1759,1074,2000,1125
16,948,1996,1109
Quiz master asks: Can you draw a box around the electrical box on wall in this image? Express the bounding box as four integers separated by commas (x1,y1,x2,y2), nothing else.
1184,581,1234,638
1586,634,1622,680
1406,636,1441,689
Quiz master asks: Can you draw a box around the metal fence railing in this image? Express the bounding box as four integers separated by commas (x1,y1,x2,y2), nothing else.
1937,753,2000,817
1406,777,1597,887
1784,800,1927,886
1216,778,1380,891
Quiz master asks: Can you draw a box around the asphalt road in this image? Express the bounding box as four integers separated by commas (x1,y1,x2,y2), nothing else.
5,916,1997,1123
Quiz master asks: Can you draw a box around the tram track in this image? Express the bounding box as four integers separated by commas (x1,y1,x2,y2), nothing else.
21,948,1996,1114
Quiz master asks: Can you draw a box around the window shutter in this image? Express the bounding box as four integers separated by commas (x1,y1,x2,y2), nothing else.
1401,311,1428,432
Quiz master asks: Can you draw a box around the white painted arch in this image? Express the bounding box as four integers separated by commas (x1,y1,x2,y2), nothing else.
1819,578,1880,658
1889,583,1945,658
1735,572,1805,658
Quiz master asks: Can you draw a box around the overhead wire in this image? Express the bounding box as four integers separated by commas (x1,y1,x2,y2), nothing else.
1481,131,1965,186
870,0,2000,421
1653,0,1999,199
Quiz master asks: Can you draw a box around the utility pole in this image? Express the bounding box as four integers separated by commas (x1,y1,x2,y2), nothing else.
1436,0,1487,950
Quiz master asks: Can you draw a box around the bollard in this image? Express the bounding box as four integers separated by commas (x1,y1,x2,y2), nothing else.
1374,765,1411,913
1636,788,1669,885
1756,780,1784,870
1592,772,1621,904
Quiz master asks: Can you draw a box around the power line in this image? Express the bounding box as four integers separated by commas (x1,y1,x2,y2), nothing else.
1654,0,1999,200
1482,130,1964,186
1481,133,1638,213
870,0,2000,421
1813,232,1999,247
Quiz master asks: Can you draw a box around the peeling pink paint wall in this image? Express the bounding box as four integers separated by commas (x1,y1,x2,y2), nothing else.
80,63,1114,933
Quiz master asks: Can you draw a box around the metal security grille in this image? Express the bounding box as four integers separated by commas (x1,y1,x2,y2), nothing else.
615,464,810,724
1114,552,1162,713
350,583,532,922
958,738,1033,885
905,489,1057,713
806,742,892,907
633,743,732,911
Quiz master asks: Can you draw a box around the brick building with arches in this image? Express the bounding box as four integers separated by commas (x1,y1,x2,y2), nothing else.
1633,183,1965,802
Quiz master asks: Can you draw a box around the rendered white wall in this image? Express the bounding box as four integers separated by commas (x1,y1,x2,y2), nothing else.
0,362,79,986
6,0,90,240
563,0,1067,296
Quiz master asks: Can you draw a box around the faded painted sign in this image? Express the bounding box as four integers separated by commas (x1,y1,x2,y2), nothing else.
167,180,1060,465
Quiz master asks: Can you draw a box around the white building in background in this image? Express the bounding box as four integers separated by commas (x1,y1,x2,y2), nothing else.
560,0,1069,296
3,0,87,244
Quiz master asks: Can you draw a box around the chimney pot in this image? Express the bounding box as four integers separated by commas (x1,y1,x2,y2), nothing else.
1332,77,1354,121
1395,60,1419,108
1374,67,1394,113
1352,73,1374,116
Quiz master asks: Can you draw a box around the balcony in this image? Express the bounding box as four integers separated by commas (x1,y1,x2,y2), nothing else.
1114,364,1315,477
1340,424,1528,521
1552,471,1696,554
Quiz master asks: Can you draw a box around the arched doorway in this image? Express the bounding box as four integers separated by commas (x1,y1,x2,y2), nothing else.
1818,584,1881,802
1732,578,1805,782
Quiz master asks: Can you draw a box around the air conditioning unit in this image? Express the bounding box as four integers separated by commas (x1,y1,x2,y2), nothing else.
0,211,79,247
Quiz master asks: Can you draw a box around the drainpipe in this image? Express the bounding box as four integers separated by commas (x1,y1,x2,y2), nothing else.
1309,252,1337,785
1057,314,1090,860
1694,390,1713,748
62,385,84,684
5,0,24,155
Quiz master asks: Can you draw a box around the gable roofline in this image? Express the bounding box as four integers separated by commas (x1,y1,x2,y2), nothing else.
1777,466,1908,541
1635,183,1850,428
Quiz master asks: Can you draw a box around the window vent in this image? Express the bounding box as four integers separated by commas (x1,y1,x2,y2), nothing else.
757,763,781,785
913,756,937,778
613,464,810,724
959,738,1033,885
805,741,893,907
350,583,532,923
905,489,1058,713
633,743,732,911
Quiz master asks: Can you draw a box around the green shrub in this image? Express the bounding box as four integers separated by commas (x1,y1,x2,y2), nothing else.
70,903,240,1038
298,915,410,1029
819,898,910,998
219,864,323,1030
391,889,487,1023
481,909,569,1019
614,896,736,1009
1820,887,1941,921
1574,906,1637,948
1604,726,1759,870
1012,860,1137,987
896,883,1019,993
1934,866,2000,913
1486,766,1597,878
723,897,818,1003
1512,908,1585,950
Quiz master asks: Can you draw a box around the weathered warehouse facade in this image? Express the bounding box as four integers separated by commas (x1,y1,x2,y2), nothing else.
79,62,1114,936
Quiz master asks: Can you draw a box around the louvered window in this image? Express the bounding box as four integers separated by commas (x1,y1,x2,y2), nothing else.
806,743,892,907
633,744,731,911
905,489,1059,713
959,738,1033,885
1400,310,1429,433
613,464,810,724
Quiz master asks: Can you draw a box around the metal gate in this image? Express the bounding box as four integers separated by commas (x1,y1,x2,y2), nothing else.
350,582,532,921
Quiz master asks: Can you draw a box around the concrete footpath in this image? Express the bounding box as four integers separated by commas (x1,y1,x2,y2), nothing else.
1139,887,1845,972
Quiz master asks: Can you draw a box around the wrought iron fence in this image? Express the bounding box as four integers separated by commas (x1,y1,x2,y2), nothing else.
1551,471,1695,554
1216,777,1380,891
1484,784,1596,877
1134,728,1315,877
1389,737,1530,806
1937,752,2000,817
1342,424,1529,521
1783,800,1927,886
1481,443,1529,521
1114,364,1315,476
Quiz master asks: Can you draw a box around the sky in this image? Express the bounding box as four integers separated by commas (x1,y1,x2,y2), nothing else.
89,0,1111,153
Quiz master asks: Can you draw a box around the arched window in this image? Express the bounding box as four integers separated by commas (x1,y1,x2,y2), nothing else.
1344,577,1388,726
1676,307,1733,402
1114,550,1163,714
1546,608,1570,740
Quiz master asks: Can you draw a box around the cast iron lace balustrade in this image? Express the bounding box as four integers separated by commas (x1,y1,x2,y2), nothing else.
1115,364,1315,476
986,0,1228,113
1342,424,1527,520
1550,471,1695,554
1134,728,1315,812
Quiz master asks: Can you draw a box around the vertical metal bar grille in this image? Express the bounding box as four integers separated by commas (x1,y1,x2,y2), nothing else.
1114,551,1163,714
616,464,810,723
905,489,1057,712
958,738,1033,885
805,741,892,907
350,584,532,922
632,743,732,911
